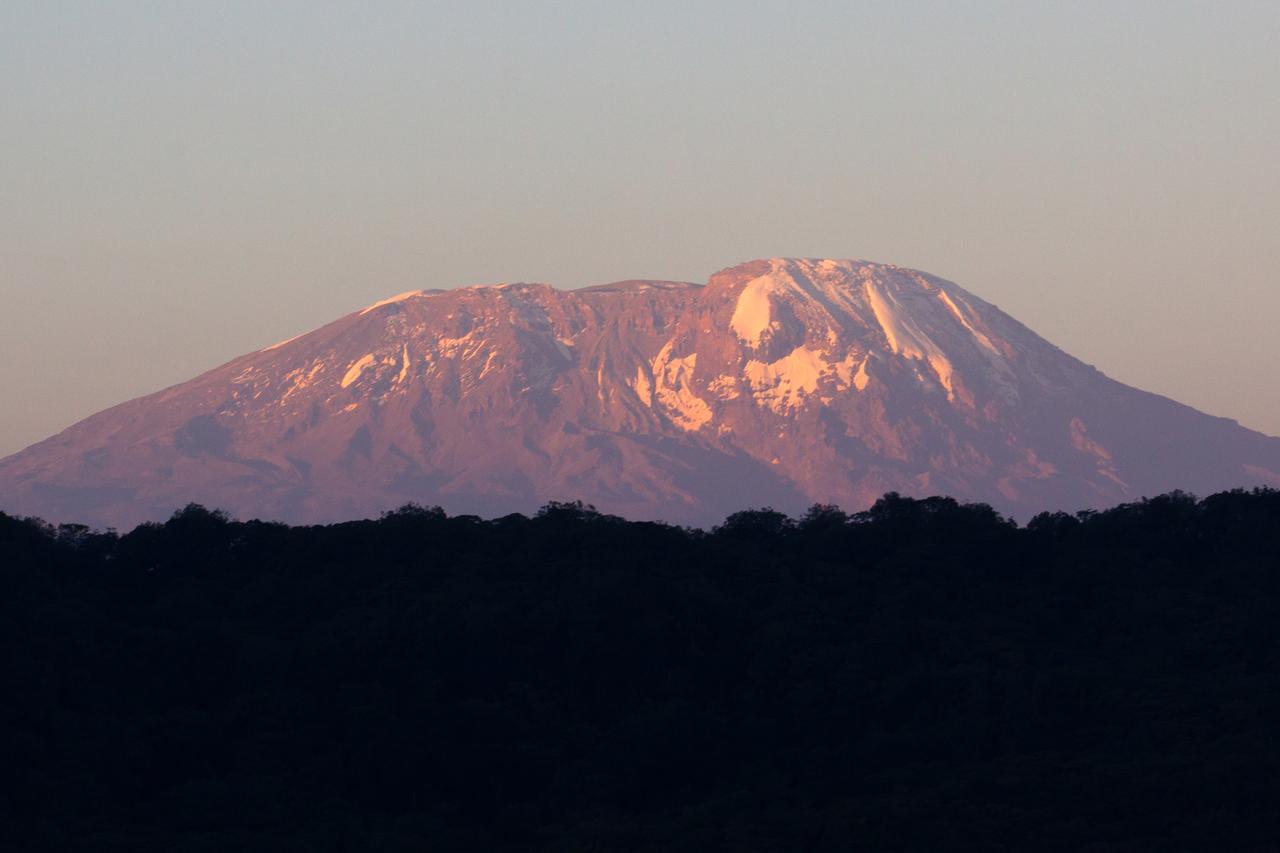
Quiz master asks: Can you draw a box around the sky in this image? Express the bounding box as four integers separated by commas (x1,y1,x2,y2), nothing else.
2,0,1278,457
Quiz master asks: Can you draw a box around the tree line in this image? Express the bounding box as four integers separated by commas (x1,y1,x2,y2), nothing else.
4,489,1280,850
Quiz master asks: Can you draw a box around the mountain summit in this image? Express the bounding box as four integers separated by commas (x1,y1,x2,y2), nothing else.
4,258,1278,528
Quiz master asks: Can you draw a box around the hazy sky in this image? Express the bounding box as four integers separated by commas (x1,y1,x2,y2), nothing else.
2,1,1278,457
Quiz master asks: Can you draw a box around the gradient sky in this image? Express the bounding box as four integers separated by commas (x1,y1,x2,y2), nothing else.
2,1,1278,457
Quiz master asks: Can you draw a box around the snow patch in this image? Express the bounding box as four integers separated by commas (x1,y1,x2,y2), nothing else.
281,362,326,403
262,333,302,352
936,290,999,355
744,346,827,413
396,344,411,385
708,374,741,400
359,290,428,316
341,354,377,389
730,275,777,347
832,353,869,392
853,357,870,391
1070,417,1129,489
927,355,954,400
651,342,712,431
437,332,479,358
633,365,653,407
865,279,956,401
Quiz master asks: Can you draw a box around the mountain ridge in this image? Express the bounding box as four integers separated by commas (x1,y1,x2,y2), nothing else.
4,257,1278,529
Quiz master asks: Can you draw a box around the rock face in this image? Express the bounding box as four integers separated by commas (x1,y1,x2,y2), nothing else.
4,258,1279,528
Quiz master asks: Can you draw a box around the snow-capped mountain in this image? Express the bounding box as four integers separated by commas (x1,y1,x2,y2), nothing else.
4,258,1279,529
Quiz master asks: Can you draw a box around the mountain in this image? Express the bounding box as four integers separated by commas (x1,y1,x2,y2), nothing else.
3,258,1279,529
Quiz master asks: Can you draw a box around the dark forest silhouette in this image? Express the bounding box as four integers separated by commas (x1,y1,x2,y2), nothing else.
5,489,1280,850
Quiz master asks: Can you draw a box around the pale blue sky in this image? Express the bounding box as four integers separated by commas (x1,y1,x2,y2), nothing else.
2,1,1278,455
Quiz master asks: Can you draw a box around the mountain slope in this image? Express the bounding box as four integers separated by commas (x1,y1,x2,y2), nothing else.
3,258,1279,528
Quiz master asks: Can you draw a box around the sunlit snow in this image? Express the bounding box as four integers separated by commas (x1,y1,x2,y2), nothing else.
341,354,377,389
358,290,429,316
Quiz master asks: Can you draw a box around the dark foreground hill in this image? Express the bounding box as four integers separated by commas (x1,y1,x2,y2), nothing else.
4,490,1280,851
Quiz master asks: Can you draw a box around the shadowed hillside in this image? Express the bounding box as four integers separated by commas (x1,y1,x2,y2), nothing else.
5,490,1280,850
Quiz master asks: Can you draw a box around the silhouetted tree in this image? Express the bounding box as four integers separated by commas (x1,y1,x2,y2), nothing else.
713,506,793,539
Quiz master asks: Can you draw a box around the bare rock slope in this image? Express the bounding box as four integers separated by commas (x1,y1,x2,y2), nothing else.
4,258,1279,528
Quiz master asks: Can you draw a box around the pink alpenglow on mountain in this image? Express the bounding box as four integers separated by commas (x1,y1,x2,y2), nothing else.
4,258,1279,529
